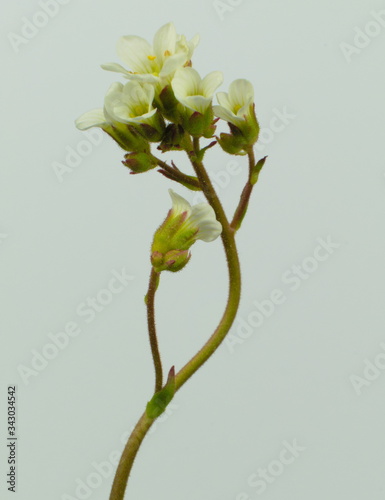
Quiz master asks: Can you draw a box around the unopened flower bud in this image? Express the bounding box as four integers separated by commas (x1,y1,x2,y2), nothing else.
151,189,222,273
122,152,157,173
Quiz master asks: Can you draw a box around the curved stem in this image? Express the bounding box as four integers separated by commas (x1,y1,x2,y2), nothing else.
109,412,154,500
146,268,163,393
110,138,243,500
176,136,241,389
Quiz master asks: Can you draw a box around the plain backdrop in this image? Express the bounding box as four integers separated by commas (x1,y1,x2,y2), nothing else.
1,0,385,499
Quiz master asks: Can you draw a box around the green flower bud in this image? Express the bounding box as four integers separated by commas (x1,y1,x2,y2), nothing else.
122,152,157,173
151,189,222,273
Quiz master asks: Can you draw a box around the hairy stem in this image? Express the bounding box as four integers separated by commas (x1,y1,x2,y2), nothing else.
175,136,241,389
146,268,163,393
109,412,153,500
109,137,246,500
231,147,256,231
153,156,201,190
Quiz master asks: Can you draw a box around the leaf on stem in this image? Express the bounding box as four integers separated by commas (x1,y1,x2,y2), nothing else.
146,366,176,419
250,156,268,185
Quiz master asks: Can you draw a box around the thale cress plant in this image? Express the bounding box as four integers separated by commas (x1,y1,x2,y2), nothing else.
76,21,267,500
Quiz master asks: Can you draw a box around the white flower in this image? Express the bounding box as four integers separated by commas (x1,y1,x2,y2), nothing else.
75,83,120,131
213,79,255,127
75,84,153,150
168,189,222,243
104,81,157,125
101,22,199,89
171,67,223,114
75,81,160,135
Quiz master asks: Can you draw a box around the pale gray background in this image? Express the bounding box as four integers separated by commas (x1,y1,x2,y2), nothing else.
1,0,385,499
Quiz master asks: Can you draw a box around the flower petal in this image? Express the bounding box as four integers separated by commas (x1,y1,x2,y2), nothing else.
172,67,201,99
100,62,132,76
159,52,188,78
212,105,242,127
201,71,224,98
169,189,192,216
215,91,232,111
181,95,212,114
116,35,154,74
75,109,106,130
229,79,254,108
190,203,222,242
153,22,177,63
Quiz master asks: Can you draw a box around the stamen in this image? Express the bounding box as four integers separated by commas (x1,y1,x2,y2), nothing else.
164,50,171,57
147,55,156,60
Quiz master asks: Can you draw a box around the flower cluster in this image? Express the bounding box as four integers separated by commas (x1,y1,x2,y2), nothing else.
75,22,260,167
75,22,261,271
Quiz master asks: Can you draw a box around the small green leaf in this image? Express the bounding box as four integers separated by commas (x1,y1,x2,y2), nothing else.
250,156,268,185
146,367,176,419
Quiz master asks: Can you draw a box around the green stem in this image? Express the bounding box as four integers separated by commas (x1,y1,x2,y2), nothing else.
146,268,163,393
230,147,255,231
176,136,241,389
109,412,154,500
109,137,243,500
153,156,201,190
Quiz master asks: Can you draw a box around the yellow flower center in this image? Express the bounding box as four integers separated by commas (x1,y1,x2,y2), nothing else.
147,55,156,61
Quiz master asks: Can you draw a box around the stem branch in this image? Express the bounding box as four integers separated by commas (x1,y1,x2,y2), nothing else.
110,136,243,500
230,147,256,231
146,268,163,393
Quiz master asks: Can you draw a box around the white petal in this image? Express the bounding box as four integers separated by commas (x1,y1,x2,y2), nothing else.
106,81,124,95
159,52,188,77
101,62,132,76
172,67,201,99
116,35,154,74
177,33,200,59
126,73,160,84
123,81,154,111
75,109,106,130
189,203,222,242
123,108,157,123
212,105,242,126
201,71,224,98
168,189,192,216
153,22,177,63
122,81,145,105
181,95,211,114
103,82,124,119
216,91,232,111
190,33,200,50
237,102,253,119
229,79,254,108
144,83,155,104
